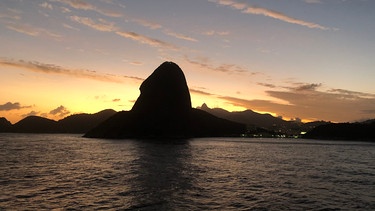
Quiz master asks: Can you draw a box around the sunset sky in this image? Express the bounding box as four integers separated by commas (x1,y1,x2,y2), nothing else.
1,0,374,124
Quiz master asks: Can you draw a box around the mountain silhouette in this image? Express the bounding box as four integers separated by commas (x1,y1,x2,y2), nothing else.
304,121,375,141
0,117,12,132
58,109,116,133
198,103,328,136
84,62,246,138
0,109,116,133
13,116,59,133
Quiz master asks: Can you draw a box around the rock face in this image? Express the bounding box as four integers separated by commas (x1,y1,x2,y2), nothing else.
84,62,245,139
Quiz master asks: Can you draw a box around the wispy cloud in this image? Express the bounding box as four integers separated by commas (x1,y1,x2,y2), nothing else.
54,0,123,17
164,30,198,42
292,83,322,91
210,0,330,30
219,83,375,122
0,58,130,83
133,18,198,42
70,16,117,32
190,88,215,96
39,2,53,10
69,16,178,50
129,61,143,66
185,56,249,74
0,8,21,20
4,22,40,36
328,88,375,98
203,30,230,36
122,75,144,82
133,19,162,30
0,102,31,111
116,31,178,50
4,21,62,40
257,82,277,89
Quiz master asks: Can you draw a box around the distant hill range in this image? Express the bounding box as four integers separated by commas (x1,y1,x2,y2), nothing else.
303,120,375,141
199,103,375,140
0,109,116,134
198,103,329,137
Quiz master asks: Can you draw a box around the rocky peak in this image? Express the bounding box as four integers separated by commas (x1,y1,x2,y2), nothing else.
131,61,191,115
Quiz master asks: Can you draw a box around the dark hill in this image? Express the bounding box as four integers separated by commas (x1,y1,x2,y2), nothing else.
0,109,116,134
198,103,329,136
0,117,12,132
58,109,116,133
304,121,375,141
199,103,286,129
84,62,246,139
13,116,59,133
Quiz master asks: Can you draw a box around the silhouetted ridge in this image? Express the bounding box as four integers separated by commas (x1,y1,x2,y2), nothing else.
0,117,12,132
304,121,375,141
0,110,116,134
84,62,245,139
58,109,116,133
13,116,59,133
198,103,330,136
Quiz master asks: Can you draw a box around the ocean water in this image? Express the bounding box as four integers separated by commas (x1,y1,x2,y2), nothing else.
0,134,374,210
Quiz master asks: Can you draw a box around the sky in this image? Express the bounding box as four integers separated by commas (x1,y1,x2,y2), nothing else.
1,0,374,124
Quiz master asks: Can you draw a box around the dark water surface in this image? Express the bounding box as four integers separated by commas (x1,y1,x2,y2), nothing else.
1,134,374,210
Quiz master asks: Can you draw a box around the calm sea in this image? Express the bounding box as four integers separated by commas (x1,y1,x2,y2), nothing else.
0,134,374,210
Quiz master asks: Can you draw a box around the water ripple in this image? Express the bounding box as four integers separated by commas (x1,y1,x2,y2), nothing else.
0,134,374,210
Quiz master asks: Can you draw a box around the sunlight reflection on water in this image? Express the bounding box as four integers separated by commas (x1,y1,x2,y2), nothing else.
0,134,374,210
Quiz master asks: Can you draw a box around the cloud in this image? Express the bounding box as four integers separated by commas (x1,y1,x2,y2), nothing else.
292,83,322,91
50,105,70,117
133,18,198,42
70,16,117,32
129,61,143,66
203,30,230,36
163,30,198,42
185,56,249,74
257,82,277,88
40,2,53,10
219,83,375,122
112,98,120,102
210,0,329,30
54,0,123,17
328,88,375,98
116,31,178,50
68,16,178,50
0,58,132,83
0,102,31,111
4,22,39,36
190,88,215,96
122,75,144,82
4,22,62,40
0,8,21,21
133,19,162,30
62,23,79,31
22,111,40,118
